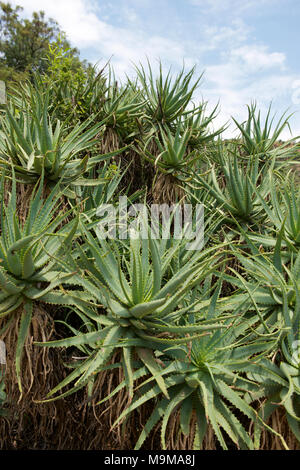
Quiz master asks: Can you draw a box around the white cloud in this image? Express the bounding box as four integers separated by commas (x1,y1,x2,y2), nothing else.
202,18,250,50
189,0,279,15
14,0,102,46
231,45,286,72
122,6,139,23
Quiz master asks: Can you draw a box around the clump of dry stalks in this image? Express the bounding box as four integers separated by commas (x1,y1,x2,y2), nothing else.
258,409,300,451
0,304,72,449
152,173,186,205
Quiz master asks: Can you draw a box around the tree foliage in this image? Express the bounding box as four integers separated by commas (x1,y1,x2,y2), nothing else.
0,2,84,81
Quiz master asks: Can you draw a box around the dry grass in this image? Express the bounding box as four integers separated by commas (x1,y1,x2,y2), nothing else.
259,408,300,451
152,173,185,205
0,304,74,449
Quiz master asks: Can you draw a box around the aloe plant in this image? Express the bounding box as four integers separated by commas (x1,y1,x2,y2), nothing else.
0,84,126,189
0,171,85,392
98,286,280,450
232,103,297,164
229,227,299,315
250,172,300,249
97,67,145,140
73,160,125,213
35,220,228,401
1,60,299,451
191,142,271,223
135,61,202,129
138,122,201,176
134,63,225,177
245,350,300,445
177,101,226,150
223,223,300,444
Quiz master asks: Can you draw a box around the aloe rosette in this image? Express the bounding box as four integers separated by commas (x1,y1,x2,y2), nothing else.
35,221,228,401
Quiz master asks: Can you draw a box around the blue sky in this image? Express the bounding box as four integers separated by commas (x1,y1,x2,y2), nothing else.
13,0,300,138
